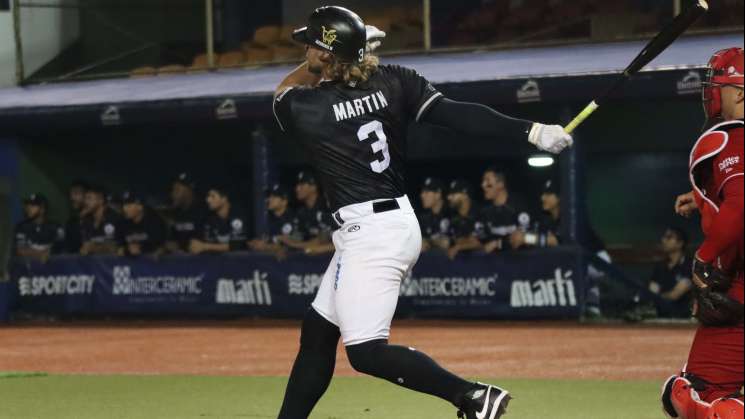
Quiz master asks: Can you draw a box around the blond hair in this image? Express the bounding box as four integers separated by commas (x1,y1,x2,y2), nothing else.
327,54,380,85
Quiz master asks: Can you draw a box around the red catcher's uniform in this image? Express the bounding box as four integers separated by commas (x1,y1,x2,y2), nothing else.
686,119,745,402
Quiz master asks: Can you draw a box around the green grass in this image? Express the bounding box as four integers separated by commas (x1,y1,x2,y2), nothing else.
0,375,663,419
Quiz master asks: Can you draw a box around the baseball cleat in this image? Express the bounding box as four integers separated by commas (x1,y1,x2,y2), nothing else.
457,382,511,419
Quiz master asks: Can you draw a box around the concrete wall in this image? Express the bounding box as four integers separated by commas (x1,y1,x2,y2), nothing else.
0,0,79,87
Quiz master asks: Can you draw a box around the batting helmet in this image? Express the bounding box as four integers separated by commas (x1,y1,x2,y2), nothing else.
292,6,367,64
703,47,744,119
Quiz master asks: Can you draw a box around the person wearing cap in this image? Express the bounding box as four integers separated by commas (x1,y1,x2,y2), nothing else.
276,171,334,255
13,193,65,262
418,177,450,252
249,184,300,259
446,179,483,260
64,180,88,253
190,186,248,254
79,185,123,256
479,168,531,253
117,192,167,257
164,173,207,253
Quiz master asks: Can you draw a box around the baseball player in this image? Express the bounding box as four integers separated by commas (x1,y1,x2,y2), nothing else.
662,47,744,419
272,6,572,419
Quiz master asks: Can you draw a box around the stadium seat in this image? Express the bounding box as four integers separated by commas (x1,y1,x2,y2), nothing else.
129,66,157,78
243,43,274,63
272,44,303,62
191,53,219,70
252,25,281,46
217,51,246,68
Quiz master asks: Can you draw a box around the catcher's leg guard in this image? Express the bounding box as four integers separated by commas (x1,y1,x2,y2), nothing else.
662,375,712,419
706,397,744,419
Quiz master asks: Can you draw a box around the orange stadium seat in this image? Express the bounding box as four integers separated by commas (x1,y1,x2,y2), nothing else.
191,53,219,70
272,44,304,62
253,25,281,46
218,51,246,68
157,64,186,76
243,43,274,63
129,66,157,78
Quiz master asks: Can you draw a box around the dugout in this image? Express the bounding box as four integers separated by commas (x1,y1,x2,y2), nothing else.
0,33,742,319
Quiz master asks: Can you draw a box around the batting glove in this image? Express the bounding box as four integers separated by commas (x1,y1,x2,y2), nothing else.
366,25,386,53
528,123,574,154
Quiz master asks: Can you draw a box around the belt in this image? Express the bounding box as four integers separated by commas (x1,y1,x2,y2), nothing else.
332,199,400,227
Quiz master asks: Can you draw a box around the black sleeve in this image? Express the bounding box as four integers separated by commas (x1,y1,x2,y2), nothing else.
273,87,300,132
150,216,167,249
392,65,444,122
422,98,533,141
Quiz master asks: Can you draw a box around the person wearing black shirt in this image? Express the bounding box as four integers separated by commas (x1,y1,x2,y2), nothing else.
648,227,693,318
277,172,334,255
249,184,299,259
64,180,87,253
418,177,450,252
190,186,248,254
13,194,64,262
164,173,206,253
79,185,122,256
479,168,531,253
118,191,167,257
446,179,482,260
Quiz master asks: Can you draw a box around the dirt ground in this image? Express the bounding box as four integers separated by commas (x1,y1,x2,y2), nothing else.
0,320,696,381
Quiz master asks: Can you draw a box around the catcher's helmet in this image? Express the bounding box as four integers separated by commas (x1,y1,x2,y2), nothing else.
703,47,744,119
292,6,367,64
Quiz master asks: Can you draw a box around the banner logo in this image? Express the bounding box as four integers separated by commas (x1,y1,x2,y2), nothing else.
517,80,541,103
18,275,95,296
112,266,203,296
510,268,577,308
677,71,702,95
101,106,122,126
288,273,323,295
216,99,238,120
400,275,497,297
216,271,272,305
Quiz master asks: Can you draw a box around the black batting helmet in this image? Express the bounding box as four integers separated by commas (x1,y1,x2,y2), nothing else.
292,6,367,64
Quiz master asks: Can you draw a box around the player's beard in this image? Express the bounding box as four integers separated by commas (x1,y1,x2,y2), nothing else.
307,61,324,75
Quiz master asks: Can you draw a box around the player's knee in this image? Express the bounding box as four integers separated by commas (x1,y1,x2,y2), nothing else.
661,375,711,419
706,397,744,419
346,339,387,375
299,309,340,351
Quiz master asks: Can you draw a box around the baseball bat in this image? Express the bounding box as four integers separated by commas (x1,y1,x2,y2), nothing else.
564,0,709,134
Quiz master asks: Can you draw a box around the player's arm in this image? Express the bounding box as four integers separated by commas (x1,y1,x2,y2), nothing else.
422,98,573,154
275,62,322,98
662,279,693,301
695,176,744,263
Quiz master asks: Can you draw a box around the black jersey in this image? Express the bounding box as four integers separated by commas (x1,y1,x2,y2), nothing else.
13,219,64,253
296,202,333,240
203,207,248,251
418,208,450,241
118,209,167,255
165,204,207,251
268,208,300,243
64,214,83,253
449,206,481,240
80,209,122,246
533,213,606,253
274,65,443,211
478,196,531,245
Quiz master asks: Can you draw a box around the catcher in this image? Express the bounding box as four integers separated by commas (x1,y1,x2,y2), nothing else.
663,47,744,419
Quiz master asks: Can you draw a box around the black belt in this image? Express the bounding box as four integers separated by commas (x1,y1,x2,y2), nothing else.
332,199,400,227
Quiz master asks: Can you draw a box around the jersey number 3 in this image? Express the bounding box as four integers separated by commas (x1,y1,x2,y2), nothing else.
357,120,390,174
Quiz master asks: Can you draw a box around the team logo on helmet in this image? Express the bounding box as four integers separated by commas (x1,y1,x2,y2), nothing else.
322,26,340,47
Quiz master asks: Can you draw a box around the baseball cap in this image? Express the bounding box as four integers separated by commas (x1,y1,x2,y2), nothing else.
296,171,318,185
422,177,444,193
173,172,197,189
542,179,560,195
448,179,473,197
266,183,290,200
24,193,48,207
121,191,144,205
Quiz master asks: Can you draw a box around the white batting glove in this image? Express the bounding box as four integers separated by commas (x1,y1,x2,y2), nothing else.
528,123,574,154
366,25,386,52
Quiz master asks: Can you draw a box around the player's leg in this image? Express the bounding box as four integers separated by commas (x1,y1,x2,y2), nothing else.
277,251,342,419
335,211,477,408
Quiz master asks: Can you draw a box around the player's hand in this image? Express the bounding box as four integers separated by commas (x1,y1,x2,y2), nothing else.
510,231,525,249
528,123,573,154
484,240,501,254
189,239,205,254
366,25,386,52
447,246,460,260
675,191,698,218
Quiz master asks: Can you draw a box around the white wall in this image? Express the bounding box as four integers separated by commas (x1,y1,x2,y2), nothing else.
0,0,79,87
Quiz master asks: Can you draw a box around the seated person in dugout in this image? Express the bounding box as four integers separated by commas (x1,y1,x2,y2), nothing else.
276,171,335,255
647,226,694,318
79,184,123,256
479,168,531,253
446,179,483,260
418,177,450,252
118,191,167,257
164,172,207,253
13,193,64,263
249,184,301,259
64,179,87,254
189,185,248,254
